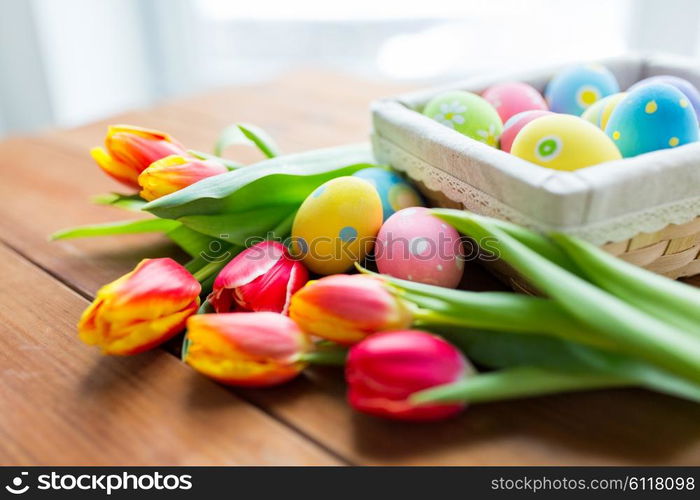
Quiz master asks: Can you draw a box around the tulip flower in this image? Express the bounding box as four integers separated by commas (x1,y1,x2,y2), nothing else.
91,125,186,189
78,258,201,355
138,154,228,201
346,330,472,421
209,241,308,315
184,312,311,387
288,274,412,345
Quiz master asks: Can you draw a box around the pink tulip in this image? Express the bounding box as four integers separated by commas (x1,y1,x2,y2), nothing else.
209,241,308,315
289,274,413,345
346,330,472,421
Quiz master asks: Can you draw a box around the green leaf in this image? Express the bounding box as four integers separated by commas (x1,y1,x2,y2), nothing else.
214,123,280,158
166,225,226,258
143,143,374,220
551,232,700,334
51,218,180,240
177,205,294,244
91,193,147,211
411,366,630,404
427,325,700,403
434,209,700,386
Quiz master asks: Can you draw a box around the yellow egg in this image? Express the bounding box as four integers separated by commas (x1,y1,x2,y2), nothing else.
511,114,621,171
291,176,383,275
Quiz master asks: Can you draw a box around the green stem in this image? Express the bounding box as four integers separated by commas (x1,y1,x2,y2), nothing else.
551,232,700,335
434,210,700,385
300,350,347,366
411,367,632,405
193,260,227,282
413,306,616,351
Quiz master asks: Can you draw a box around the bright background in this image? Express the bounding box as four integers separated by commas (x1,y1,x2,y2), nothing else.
1,0,699,137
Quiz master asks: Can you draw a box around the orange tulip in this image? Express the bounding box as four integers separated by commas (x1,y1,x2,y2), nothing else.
289,274,413,345
91,125,186,189
184,312,311,387
138,154,228,201
78,258,201,355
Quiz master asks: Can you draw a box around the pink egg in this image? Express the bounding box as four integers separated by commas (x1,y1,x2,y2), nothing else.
499,109,553,153
482,82,548,124
375,207,464,289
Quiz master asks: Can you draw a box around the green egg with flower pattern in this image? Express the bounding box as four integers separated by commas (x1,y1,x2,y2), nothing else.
423,90,503,147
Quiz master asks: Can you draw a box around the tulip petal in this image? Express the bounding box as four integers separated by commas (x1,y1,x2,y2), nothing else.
91,147,140,188
185,312,310,387
77,258,201,355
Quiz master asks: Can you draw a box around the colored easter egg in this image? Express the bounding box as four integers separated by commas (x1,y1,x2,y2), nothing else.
291,177,383,275
605,83,699,158
512,114,621,171
545,64,620,115
499,110,552,153
423,90,503,147
352,167,424,221
581,92,628,129
375,207,464,289
482,82,548,123
628,75,700,121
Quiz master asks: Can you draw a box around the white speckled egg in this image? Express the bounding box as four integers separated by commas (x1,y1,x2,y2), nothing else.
545,64,620,115
605,83,699,157
374,207,464,288
291,177,383,275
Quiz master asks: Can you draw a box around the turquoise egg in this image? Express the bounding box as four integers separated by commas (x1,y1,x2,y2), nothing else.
545,64,620,116
605,83,699,157
352,167,424,221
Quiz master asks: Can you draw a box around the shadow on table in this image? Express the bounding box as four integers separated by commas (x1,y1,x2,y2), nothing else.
347,388,700,465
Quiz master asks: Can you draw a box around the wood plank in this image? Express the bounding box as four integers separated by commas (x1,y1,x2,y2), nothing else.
0,243,339,465
2,70,700,465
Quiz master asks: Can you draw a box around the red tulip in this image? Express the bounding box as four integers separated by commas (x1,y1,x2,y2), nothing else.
289,274,412,345
346,330,472,421
184,312,311,387
209,241,308,315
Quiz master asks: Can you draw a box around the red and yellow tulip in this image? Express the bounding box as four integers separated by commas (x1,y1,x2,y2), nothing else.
288,274,412,345
91,125,186,189
138,154,228,201
209,241,309,315
184,312,311,387
78,258,201,355
346,330,471,421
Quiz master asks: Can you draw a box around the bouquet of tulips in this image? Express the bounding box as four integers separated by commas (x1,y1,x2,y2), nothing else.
55,123,700,422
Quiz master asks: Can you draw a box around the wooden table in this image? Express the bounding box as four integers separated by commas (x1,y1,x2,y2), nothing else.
1,71,699,466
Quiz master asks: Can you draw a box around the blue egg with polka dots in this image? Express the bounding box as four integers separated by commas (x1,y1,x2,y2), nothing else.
604,83,699,158
545,64,620,116
352,167,424,221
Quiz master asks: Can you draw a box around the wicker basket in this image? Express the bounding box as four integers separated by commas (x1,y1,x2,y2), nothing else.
372,54,700,282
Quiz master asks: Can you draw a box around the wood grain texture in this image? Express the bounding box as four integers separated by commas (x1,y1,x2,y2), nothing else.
1,70,699,465
0,244,339,465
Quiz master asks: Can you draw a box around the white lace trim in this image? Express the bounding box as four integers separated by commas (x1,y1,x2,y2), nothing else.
373,135,700,245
